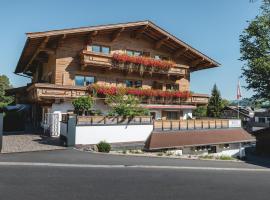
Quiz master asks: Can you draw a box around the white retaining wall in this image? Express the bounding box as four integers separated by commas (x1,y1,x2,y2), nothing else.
75,124,153,145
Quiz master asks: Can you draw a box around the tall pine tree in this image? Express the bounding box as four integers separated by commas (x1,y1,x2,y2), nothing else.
207,84,222,118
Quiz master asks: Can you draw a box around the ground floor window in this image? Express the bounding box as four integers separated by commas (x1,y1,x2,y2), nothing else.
163,111,180,120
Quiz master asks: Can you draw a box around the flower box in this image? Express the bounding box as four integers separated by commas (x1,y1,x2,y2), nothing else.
112,53,175,70
88,84,190,99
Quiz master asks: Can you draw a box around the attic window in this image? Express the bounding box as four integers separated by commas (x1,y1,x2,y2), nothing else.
126,49,142,56
89,45,110,54
154,55,169,60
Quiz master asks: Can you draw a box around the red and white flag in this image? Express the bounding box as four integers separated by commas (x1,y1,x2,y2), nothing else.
237,80,242,100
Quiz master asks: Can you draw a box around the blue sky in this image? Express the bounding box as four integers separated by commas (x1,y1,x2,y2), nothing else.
0,0,261,100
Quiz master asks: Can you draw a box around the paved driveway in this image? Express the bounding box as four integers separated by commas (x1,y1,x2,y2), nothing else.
1,132,65,153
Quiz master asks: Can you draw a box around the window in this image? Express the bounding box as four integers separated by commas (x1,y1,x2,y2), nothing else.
125,80,142,88
166,83,179,91
126,49,142,56
125,80,133,87
152,81,163,90
154,55,169,60
85,76,95,86
166,111,179,120
134,80,142,88
89,45,110,54
75,75,95,86
259,117,266,123
75,75,84,86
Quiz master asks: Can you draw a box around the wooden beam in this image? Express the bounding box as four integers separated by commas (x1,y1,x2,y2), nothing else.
174,48,188,58
85,30,98,45
40,48,55,55
132,25,148,39
155,36,169,49
111,27,124,42
24,37,49,72
191,58,205,68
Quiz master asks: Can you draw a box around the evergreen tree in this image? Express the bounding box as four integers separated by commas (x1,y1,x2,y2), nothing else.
207,84,222,118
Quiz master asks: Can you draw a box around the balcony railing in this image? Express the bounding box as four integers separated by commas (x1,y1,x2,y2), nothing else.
153,119,241,131
77,115,152,125
80,50,187,76
140,95,208,105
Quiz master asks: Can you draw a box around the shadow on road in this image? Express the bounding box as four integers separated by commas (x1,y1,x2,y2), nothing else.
243,147,270,168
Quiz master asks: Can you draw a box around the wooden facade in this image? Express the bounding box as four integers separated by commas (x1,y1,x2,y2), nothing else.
11,21,220,125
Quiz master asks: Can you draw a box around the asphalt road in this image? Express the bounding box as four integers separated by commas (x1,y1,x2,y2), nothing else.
0,149,270,200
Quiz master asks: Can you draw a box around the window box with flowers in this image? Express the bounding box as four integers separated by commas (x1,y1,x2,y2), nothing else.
112,53,176,75
88,84,191,100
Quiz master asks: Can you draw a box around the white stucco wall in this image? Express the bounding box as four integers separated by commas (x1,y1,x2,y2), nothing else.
75,124,153,145
183,109,192,120
52,102,74,113
93,99,110,115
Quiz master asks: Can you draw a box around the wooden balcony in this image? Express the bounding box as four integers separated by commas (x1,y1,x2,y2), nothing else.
140,94,209,105
27,83,88,102
80,50,187,77
25,83,208,106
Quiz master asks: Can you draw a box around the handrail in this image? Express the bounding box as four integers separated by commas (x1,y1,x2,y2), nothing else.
76,115,152,125
153,119,232,131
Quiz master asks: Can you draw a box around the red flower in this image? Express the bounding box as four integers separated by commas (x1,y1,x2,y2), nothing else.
88,84,190,99
112,53,175,70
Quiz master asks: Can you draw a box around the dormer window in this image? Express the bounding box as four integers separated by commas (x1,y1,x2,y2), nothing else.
89,44,110,54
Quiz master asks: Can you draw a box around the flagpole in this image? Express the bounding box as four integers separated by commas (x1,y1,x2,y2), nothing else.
238,98,240,119
237,79,241,119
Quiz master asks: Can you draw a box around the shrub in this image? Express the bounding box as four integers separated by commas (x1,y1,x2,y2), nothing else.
72,96,94,115
105,94,149,117
96,141,111,153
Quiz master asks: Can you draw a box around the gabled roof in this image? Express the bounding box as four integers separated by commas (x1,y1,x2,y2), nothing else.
15,20,220,74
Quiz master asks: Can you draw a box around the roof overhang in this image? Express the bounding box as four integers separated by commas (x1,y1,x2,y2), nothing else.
15,20,220,74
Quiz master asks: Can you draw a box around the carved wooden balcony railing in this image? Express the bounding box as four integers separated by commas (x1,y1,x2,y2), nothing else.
27,83,88,102
26,83,208,105
80,50,188,76
140,94,209,105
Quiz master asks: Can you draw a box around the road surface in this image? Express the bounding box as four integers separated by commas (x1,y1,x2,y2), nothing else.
0,149,269,200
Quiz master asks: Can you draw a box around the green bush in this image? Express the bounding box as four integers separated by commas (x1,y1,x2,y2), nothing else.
96,141,111,153
106,94,149,117
72,96,94,115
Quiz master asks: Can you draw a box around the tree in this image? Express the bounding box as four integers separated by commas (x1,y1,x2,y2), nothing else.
105,94,149,117
72,96,94,115
0,75,13,108
240,0,270,99
207,84,222,117
193,106,207,118
221,99,230,109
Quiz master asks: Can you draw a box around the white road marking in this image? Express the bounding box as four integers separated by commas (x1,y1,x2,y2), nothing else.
0,162,269,172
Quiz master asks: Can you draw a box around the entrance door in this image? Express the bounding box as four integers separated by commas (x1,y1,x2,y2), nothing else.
150,112,156,120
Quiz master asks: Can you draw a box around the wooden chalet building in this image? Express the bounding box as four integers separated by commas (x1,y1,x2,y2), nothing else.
9,21,220,129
